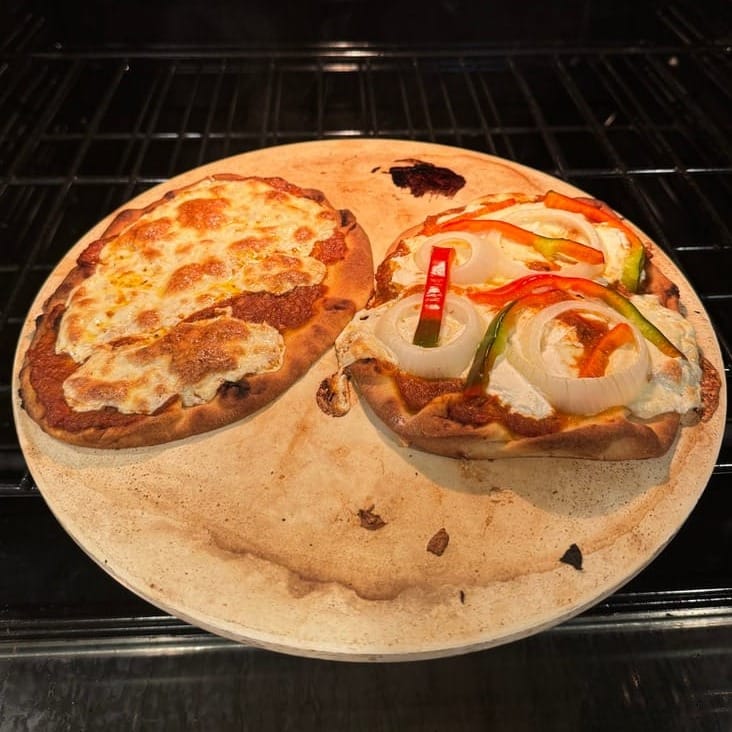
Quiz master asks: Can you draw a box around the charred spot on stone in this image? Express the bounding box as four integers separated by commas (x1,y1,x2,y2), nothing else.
316,377,336,408
388,159,466,198
427,527,450,556
358,504,386,530
220,380,251,400
560,543,583,571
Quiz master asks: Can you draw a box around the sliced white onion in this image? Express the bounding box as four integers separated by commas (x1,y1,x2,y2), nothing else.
413,232,498,285
374,293,484,379
487,203,607,280
507,300,650,415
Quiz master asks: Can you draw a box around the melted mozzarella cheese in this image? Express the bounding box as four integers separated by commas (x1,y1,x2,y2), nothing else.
628,295,702,417
58,178,335,363
336,302,395,368
487,357,554,418
595,224,630,284
63,314,284,415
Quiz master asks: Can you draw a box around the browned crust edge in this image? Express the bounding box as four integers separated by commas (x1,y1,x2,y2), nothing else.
18,175,374,449
347,359,681,461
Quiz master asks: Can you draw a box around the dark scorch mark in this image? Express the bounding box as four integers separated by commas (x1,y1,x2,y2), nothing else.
385,159,466,198
560,543,583,571
358,505,386,531
427,527,450,556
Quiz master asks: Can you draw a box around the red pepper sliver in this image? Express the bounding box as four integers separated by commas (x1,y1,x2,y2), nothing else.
543,190,614,224
579,322,635,377
412,246,455,347
423,198,517,235
543,189,646,291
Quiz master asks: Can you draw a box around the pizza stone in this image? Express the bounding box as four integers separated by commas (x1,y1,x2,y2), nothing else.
13,139,726,660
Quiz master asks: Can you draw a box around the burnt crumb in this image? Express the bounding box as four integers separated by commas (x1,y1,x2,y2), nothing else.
358,505,386,531
388,159,466,198
315,371,352,417
560,543,583,571
427,527,450,556
459,590,466,604
699,354,722,422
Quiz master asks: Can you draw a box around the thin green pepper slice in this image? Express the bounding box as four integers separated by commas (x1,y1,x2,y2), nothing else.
463,289,571,396
464,300,517,397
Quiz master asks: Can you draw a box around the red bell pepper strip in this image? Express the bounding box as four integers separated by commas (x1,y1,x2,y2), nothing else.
543,190,646,292
412,246,455,347
469,273,685,359
543,190,613,224
468,273,573,306
578,322,635,377
422,198,517,235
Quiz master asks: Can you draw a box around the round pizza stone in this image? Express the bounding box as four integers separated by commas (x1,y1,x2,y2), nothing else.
13,139,726,660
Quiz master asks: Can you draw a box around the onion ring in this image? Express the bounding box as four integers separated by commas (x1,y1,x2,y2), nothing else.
507,300,650,415
375,293,485,378
413,232,498,285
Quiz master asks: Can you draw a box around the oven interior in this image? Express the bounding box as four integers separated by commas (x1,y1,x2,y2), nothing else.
0,0,730,720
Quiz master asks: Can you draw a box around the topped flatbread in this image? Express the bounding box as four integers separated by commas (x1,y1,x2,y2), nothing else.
332,190,721,460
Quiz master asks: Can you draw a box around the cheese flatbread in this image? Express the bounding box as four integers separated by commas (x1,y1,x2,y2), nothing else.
19,174,373,448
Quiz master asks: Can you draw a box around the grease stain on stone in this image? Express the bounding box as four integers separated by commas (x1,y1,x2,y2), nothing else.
386,159,466,198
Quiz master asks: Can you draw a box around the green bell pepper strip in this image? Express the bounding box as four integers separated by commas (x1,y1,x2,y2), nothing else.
543,190,646,292
463,289,569,396
464,300,517,397
469,274,685,360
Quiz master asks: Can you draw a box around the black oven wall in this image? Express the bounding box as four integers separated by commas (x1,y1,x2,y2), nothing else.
16,0,713,46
